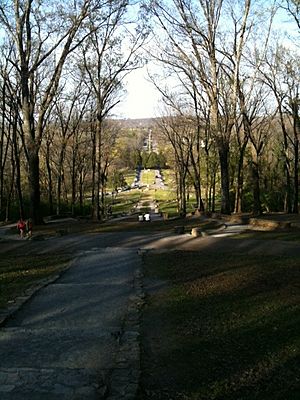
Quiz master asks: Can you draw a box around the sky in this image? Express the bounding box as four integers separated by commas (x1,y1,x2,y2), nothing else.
115,66,161,120
114,2,298,120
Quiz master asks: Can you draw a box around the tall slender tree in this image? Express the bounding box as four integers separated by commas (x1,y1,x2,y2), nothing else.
0,0,102,222
145,0,255,214
80,0,147,220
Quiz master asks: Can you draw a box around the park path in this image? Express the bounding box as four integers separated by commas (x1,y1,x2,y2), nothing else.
0,247,143,400
1,216,300,399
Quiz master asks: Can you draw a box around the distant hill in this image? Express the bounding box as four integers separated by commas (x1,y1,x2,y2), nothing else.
113,117,158,129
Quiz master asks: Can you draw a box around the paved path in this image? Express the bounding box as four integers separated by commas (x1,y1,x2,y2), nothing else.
0,247,142,399
1,218,300,399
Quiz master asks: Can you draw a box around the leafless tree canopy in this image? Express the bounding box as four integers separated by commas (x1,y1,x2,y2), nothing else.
0,0,299,221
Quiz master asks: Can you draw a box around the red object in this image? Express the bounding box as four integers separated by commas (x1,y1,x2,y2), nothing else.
17,220,26,230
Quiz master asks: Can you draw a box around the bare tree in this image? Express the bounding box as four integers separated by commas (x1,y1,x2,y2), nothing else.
80,0,147,220
42,123,55,215
50,79,90,216
0,0,102,222
0,40,26,219
145,0,255,214
156,114,194,216
262,40,300,213
0,55,12,218
282,0,300,29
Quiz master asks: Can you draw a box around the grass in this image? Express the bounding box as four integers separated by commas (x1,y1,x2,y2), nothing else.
0,254,71,309
151,188,178,217
93,215,223,233
234,229,300,242
140,169,156,186
110,189,142,215
124,169,137,186
162,169,176,187
138,251,300,400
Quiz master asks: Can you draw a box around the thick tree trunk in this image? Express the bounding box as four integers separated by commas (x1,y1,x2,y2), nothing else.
12,123,24,219
5,157,15,221
28,147,42,223
22,85,43,223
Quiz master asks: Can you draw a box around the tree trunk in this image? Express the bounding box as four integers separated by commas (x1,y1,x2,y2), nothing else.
28,147,42,223
284,142,292,213
56,144,67,216
175,167,180,212
91,126,96,218
56,174,62,216
71,151,77,217
5,156,15,222
251,158,262,215
234,143,247,214
0,81,6,217
79,170,84,215
92,118,102,221
279,107,292,213
218,141,231,214
181,168,187,217
45,143,54,215
234,171,243,214
12,122,24,219
289,99,299,213
293,138,299,213
212,171,216,213
190,151,204,211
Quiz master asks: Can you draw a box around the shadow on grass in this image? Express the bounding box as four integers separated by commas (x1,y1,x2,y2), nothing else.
138,252,300,400
0,254,71,309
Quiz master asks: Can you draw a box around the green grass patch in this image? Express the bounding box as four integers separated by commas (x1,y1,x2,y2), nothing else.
0,254,71,309
123,169,137,186
110,189,141,215
159,201,178,217
139,251,300,400
140,169,156,186
154,188,176,202
152,188,178,217
162,168,176,186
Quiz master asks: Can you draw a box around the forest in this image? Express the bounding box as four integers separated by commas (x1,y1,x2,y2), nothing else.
0,0,299,223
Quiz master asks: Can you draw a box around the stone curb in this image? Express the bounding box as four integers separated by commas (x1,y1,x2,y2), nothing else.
105,266,145,400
